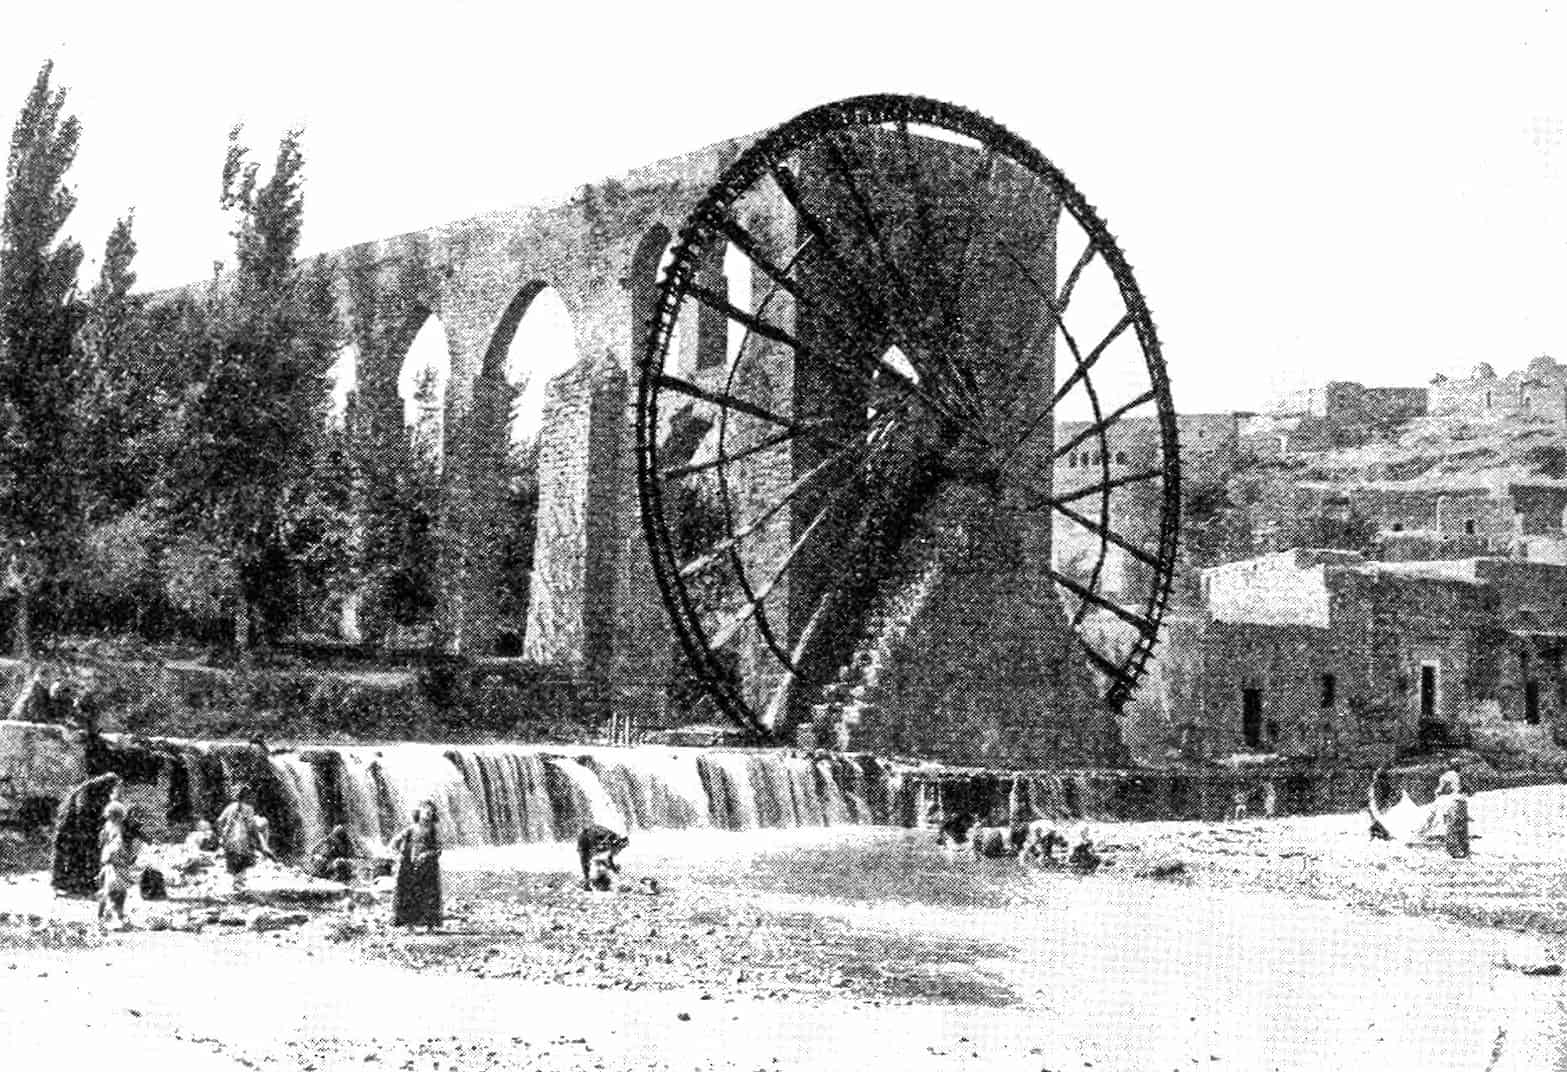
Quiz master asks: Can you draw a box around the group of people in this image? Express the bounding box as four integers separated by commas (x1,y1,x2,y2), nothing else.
1368,766,1472,859
50,771,447,933
935,811,1104,872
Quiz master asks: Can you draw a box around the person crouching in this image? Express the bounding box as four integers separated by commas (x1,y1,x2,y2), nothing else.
1423,770,1471,859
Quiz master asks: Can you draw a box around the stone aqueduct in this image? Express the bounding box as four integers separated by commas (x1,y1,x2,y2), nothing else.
322,137,759,720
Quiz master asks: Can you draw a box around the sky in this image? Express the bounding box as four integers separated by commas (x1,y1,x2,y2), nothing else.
1,1,1563,414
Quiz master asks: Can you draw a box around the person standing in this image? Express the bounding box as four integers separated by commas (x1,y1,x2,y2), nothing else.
96,801,141,930
216,784,273,892
51,772,123,896
389,801,442,932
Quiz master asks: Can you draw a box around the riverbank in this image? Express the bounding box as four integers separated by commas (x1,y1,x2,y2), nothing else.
4,791,1567,1070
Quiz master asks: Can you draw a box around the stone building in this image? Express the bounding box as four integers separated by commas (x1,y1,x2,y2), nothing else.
1429,356,1567,424
1252,479,1567,559
1271,380,1428,431
1160,549,1567,761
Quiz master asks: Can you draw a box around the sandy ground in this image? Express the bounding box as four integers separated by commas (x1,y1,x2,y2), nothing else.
2,789,1567,1071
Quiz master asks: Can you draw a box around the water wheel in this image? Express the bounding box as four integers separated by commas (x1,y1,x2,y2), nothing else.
635,94,1178,751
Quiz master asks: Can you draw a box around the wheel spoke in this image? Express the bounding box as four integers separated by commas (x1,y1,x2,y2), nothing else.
1051,311,1135,409
937,151,997,350
711,214,815,308
822,134,978,413
710,469,866,653
716,430,888,670
687,281,802,350
661,424,810,480
1046,566,1157,637
654,373,843,449
767,159,890,334
1047,468,1165,507
1051,390,1157,462
1048,497,1164,570
1076,637,1135,689
822,134,920,320
1057,238,1098,313
895,120,942,293
676,445,864,580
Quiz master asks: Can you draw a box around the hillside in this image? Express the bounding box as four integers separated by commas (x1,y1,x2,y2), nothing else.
1272,414,1567,489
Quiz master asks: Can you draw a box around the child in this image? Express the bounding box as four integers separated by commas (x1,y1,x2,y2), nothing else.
97,801,140,930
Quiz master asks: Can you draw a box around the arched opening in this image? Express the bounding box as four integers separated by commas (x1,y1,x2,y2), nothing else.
503,287,577,447
397,313,451,469
485,284,579,653
366,310,449,646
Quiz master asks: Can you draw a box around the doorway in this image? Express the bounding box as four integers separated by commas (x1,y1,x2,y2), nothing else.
1242,688,1263,749
1420,664,1437,722
1526,680,1541,725
1418,662,1446,748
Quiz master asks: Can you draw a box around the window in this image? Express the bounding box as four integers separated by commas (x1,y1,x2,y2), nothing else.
1321,673,1336,707
1391,522,1404,533
1114,451,1127,465
1464,519,1476,535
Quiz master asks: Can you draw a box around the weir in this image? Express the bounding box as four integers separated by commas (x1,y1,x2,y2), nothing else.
75,732,1417,860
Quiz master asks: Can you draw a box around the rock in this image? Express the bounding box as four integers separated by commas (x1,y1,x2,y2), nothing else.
1498,936,1562,975
1133,857,1188,879
247,908,309,932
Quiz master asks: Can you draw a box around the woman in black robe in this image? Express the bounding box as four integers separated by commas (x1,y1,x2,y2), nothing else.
51,772,122,896
389,801,441,931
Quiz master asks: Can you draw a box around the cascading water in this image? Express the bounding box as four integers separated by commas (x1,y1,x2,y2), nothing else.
336,750,392,849
582,748,709,831
545,755,630,832
447,748,556,844
99,732,1380,857
271,754,328,852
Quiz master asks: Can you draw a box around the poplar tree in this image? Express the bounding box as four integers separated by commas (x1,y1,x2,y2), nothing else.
161,127,339,651
0,61,85,656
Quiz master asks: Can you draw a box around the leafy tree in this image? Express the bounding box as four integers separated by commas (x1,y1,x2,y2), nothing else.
159,127,340,651
496,436,541,650
346,366,443,643
0,61,85,656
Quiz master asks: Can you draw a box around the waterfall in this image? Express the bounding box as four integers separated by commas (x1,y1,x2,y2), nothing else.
544,755,628,833
446,748,556,844
94,733,1382,857
582,747,709,831
336,750,393,849
271,754,328,853
697,752,761,830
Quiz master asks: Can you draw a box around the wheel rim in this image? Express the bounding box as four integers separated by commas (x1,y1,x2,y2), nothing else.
636,94,1180,744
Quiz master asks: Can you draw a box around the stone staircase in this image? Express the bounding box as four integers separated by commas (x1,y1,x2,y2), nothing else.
808,549,945,751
